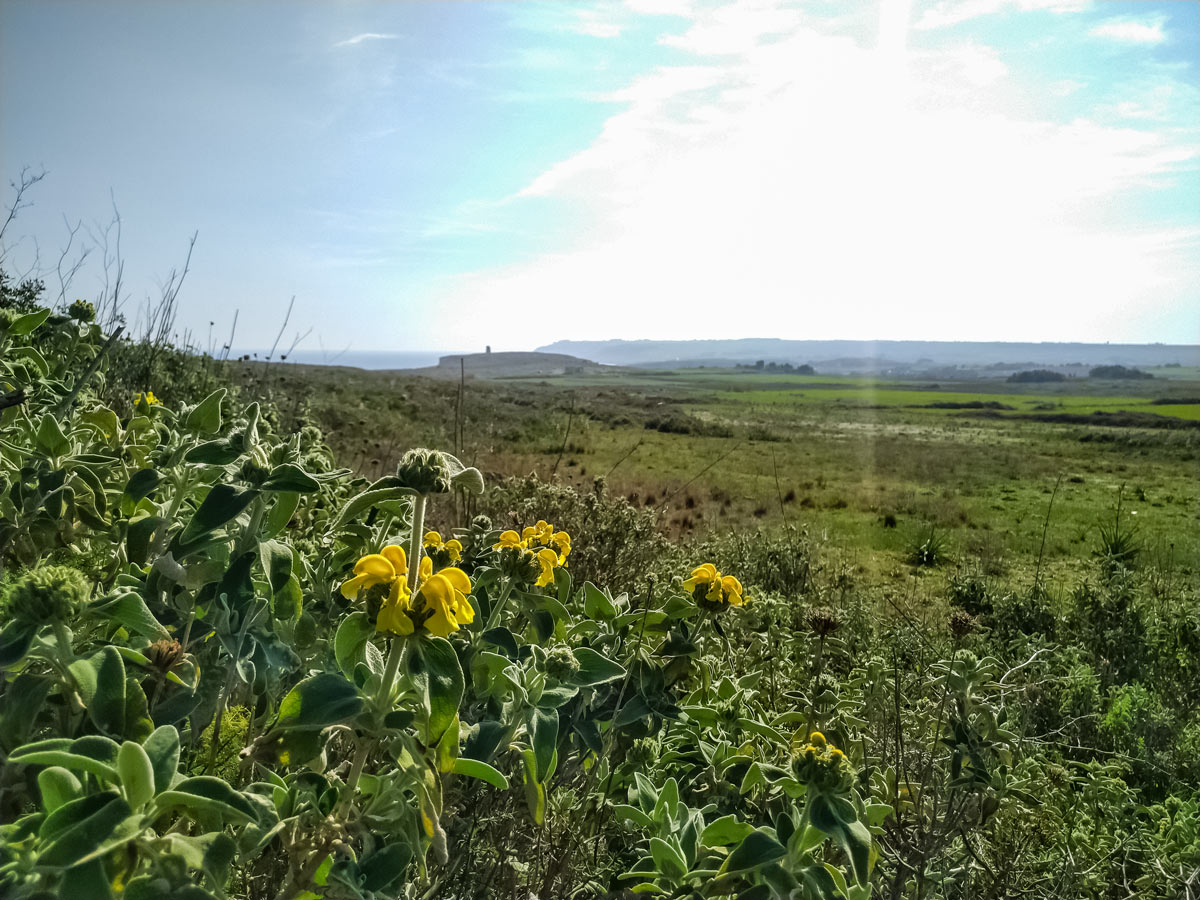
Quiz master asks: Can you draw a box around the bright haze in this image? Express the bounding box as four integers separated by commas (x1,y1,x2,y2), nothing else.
1,0,1197,352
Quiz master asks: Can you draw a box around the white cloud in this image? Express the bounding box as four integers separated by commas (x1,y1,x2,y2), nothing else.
333,33,399,49
1089,17,1166,45
440,0,1198,346
915,0,1088,31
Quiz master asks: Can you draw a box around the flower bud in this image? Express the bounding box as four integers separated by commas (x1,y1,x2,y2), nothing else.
394,448,452,494
68,299,96,323
544,645,581,681
4,565,91,624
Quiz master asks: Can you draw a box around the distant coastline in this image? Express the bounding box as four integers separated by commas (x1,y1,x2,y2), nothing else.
227,349,462,370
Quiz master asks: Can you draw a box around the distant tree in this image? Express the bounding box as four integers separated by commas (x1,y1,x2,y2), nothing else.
755,360,765,370
796,363,815,375
1089,365,1153,380
486,345,491,354
1008,369,1066,383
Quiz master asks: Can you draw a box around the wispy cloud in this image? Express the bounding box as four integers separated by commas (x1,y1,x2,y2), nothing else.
915,0,1088,31
442,0,1198,346
1089,17,1167,45
333,32,399,49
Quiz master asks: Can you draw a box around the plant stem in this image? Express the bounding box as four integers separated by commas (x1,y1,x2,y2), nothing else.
334,494,426,820
407,493,427,592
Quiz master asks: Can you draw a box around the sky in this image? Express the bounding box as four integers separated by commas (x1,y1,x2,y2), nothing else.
1,0,1197,353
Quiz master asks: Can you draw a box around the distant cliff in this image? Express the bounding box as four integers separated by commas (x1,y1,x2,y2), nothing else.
536,339,1199,371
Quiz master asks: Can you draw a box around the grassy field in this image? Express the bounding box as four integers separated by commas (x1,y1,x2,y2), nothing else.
6,300,1200,899
236,361,1200,586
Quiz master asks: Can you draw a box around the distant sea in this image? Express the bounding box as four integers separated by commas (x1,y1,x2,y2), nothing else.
227,350,462,370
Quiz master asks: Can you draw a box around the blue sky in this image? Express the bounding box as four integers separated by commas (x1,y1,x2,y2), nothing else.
1,0,1196,352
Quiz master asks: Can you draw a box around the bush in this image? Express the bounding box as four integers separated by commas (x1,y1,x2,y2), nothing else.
1007,369,1066,383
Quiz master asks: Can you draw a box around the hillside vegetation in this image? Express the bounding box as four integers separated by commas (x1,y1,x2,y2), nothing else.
1,278,1199,900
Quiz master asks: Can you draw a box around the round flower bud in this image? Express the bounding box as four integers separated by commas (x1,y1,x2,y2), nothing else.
394,448,452,494
146,639,185,673
544,645,581,681
791,732,855,795
4,565,91,624
240,459,271,486
807,606,843,637
68,299,96,323
949,608,976,640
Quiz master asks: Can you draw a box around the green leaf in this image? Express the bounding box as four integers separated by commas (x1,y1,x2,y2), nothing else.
201,832,238,888
185,388,226,434
123,468,163,505
155,776,259,825
330,487,414,531
118,741,155,809
264,491,300,537
36,414,71,456
721,829,787,875
11,736,120,783
451,757,509,790
89,591,169,640
142,726,181,795
570,647,625,686
185,439,242,465
70,647,127,736
521,748,545,826
530,708,559,782
178,484,259,547
649,837,688,881
260,540,293,593
275,673,363,730
126,515,166,565
360,842,413,892
583,582,618,620
38,767,83,814
611,803,653,829
444,452,485,495
58,859,114,899
39,793,134,868
411,637,464,746
260,463,320,493
8,307,51,335
0,674,52,751
333,612,376,679
701,815,756,848
0,618,38,666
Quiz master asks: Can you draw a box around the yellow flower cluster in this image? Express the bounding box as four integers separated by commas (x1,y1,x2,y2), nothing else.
424,531,463,564
791,730,853,794
492,519,572,587
682,563,746,609
340,544,474,638
134,391,161,407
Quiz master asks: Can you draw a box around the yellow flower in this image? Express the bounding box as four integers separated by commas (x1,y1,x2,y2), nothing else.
534,547,559,588
549,530,572,567
682,563,719,594
522,519,554,546
340,545,407,598
340,546,415,635
682,563,748,609
720,574,745,607
134,391,161,407
493,520,570,587
415,556,474,637
493,530,525,551
425,530,463,563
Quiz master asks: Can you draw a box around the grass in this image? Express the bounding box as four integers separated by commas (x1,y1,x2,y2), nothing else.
238,360,1200,591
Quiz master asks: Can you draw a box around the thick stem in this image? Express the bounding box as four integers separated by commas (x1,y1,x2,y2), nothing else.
483,579,515,634
407,494,427,593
